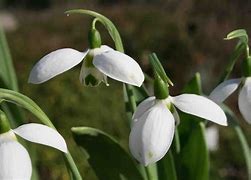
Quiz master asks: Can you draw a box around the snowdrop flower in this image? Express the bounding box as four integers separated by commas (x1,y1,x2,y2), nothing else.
28,28,144,87
205,126,219,151
0,123,67,179
209,77,251,124
129,77,227,166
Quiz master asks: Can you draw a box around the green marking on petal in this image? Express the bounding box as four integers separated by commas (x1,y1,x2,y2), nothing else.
148,151,153,159
85,74,99,86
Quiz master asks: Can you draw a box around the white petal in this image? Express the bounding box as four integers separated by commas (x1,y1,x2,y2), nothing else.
205,126,219,151
28,48,88,84
13,123,68,153
92,45,113,55
0,141,32,179
209,78,241,103
238,77,251,124
93,50,144,87
132,96,156,124
171,94,227,126
129,101,175,166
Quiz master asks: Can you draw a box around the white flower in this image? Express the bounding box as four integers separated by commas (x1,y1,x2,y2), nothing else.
28,45,144,87
129,94,227,166
205,126,219,151
0,123,67,180
209,77,251,124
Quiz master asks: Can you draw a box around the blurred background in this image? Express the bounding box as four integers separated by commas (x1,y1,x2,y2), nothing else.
1,0,251,179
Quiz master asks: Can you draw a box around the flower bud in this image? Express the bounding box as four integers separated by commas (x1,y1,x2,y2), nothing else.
88,28,102,49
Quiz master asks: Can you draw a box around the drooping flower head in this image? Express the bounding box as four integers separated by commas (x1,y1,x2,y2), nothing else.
209,77,251,124
129,76,227,166
29,23,144,87
0,111,67,179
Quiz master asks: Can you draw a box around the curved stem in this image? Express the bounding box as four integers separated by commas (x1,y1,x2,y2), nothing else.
64,153,82,180
219,43,245,83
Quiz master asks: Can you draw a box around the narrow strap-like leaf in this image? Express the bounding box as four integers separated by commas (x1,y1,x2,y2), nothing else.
222,105,251,180
72,127,145,180
0,25,18,91
157,151,177,180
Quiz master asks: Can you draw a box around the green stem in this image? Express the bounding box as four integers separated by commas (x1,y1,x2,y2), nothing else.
125,84,137,113
64,153,83,180
234,126,251,180
219,43,245,83
174,128,180,153
145,166,156,180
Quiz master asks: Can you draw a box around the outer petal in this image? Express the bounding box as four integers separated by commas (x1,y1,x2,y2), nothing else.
129,101,175,166
205,126,219,151
0,141,32,179
93,50,144,87
28,48,88,84
13,123,68,153
132,96,156,123
171,94,227,126
238,77,251,124
209,78,241,103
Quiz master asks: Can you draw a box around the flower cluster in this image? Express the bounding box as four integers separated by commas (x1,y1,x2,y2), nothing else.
29,29,144,87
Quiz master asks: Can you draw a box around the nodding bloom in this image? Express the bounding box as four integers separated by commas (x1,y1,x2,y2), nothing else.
0,123,67,179
129,78,227,166
209,77,251,124
28,29,144,87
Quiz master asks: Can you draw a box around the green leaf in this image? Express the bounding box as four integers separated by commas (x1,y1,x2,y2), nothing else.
0,25,18,91
65,9,124,52
182,72,202,94
0,26,25,127
72,127,145,180
175,73,209,180
0,26,39,180
157,151,177,180
224,29,248,43
222,105,251,180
